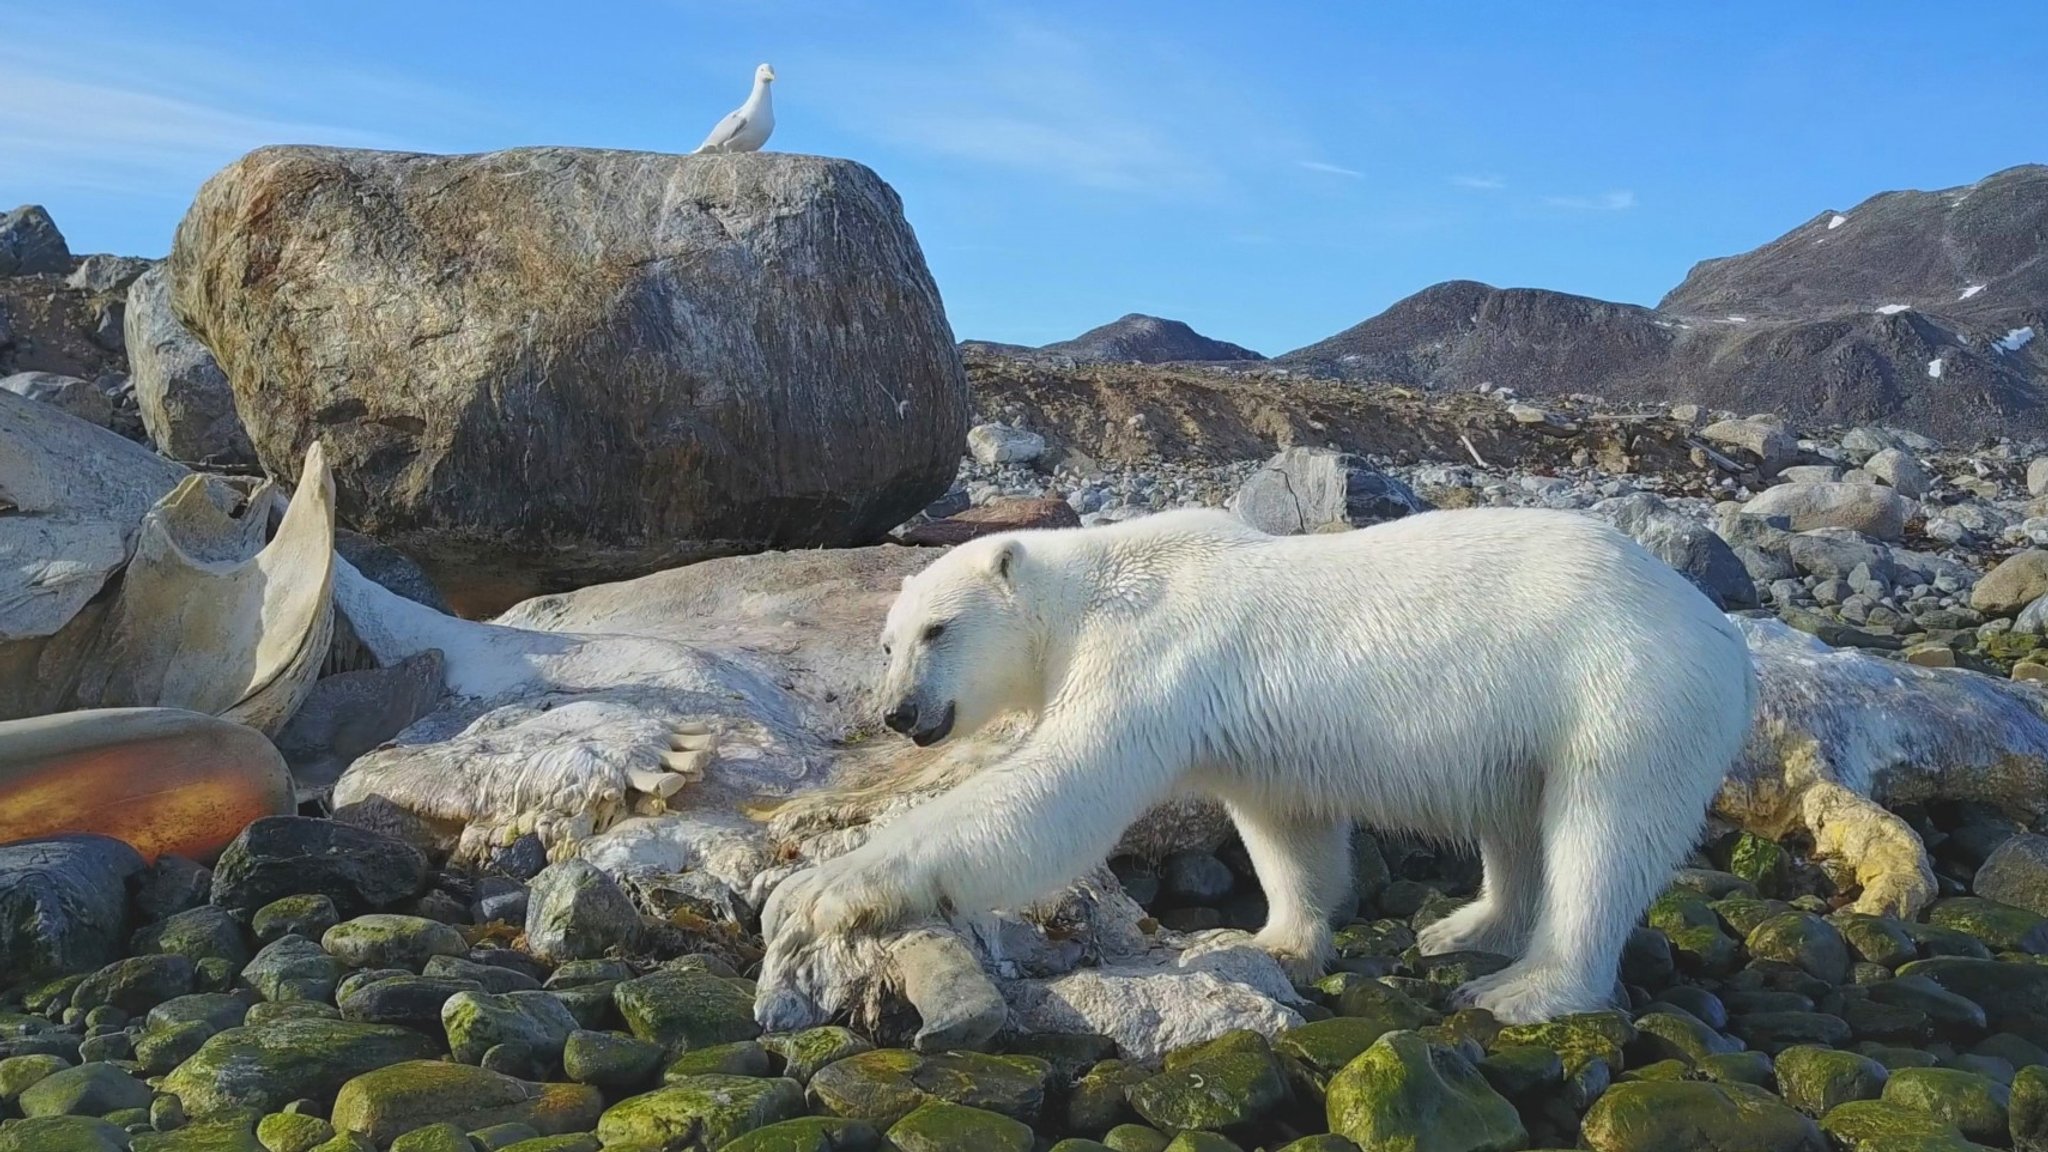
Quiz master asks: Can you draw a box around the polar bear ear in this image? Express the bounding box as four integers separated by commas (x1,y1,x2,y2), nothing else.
986,540,1021,587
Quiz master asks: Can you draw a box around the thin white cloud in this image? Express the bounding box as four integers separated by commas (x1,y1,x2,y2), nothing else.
0,15,485,202
800,13,1302,199
1451,174,1506,190
1299,160,1364,179
1544,189,1637,211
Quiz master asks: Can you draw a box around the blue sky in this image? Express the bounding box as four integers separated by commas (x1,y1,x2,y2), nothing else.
5,2,2042,354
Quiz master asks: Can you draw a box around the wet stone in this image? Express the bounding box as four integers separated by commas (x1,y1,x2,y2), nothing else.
1773,1045,1889,1116
251,897,340,945
886,1100,1034,1152
762,1027,873,1084
1325,1032,1523,1152
594,1074,805,1149
807,1049,1050,1128
319,916,467,971
1881,1066,2012,1145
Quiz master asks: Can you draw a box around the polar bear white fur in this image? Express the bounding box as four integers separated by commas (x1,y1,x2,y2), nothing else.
760,506,1758,1024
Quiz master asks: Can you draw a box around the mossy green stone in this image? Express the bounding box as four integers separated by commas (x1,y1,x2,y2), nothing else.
594,1074,805,1149
1160,1134,1241,1152
762,1027,872,1084
133,907,251,970
719,1116,882,1152
130,1119,266,1151
0,1053,72,1102
243,1002,340,1026
1819,1099,1985,1151
1728,1011,1853,1055
612,970,761,1054
1627,1011,1738,1066
1882,1067,2011,1144
388,1124,475,1152
1494,1011,1636,1075
257,1111,335,1152
1713,896,1794,937
0,1115,132,1151
1475,1045,1564,1099
462,1124,536,1151
1834,914,1920,968
663,1039,773,1079
159,1019,439,1119
1327,980,1437,1033
1649,891,1742,975
1729,833,1790,896
1905,923,1996,960
1621,1059,1690,1082
1928,897,2048,955
1273,1139,1360,1152
1103,1125,1171,1152
1581,1080,1824,1151
1127,1047,1288,1133
1278,1018,1404,1098
329,1060,602,1146
806,1049,1049,1128
2012,1064,2048,1152
1696,1050,1776,1088
1066,1058,1148,1132
1774,1045,1888,1115
561,1028,663,1093
1898,957,2048,1036
19,1062,153,1118
495,1136,601,1152
1325,1032,1525,1152
1331,921,1414,959
885,1101,1033,1152
1746,913,1852,984
1049,1142,1119,1152
442,991,579,1067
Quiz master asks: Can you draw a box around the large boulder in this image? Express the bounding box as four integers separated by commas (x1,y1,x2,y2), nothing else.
170,146,969,607
1592,493,1758,609
123,264,255,469
1741,482,1914,541
1230,447,1427,535
0,206,70,277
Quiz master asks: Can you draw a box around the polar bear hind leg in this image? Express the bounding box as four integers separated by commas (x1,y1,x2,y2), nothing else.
1228,803,1351,980
1417,816,1545,958
1457,717,1726,1024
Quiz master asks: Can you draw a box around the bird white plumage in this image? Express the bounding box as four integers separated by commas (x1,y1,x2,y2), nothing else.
694,63,776,154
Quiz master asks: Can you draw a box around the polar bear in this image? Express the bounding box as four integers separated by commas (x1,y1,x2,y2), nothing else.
760,506,1757,1024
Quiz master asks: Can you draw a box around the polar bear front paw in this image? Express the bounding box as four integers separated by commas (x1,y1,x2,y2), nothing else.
1416,898,1526,958
1250,926,1331,983
1452,964,1602,1025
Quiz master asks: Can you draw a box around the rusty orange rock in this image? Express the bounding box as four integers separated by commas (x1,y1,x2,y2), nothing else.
0,707,295,862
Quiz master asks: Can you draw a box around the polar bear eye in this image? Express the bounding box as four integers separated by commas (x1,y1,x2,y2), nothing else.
922,623,947,643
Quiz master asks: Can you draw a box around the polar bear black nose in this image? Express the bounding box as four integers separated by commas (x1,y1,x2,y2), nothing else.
883,702,918,734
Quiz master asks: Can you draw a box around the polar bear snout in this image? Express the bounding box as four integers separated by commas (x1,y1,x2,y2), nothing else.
883,697,956,746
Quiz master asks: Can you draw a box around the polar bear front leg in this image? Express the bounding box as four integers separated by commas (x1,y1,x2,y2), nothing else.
760,727,1175,999
1226,803,1348,981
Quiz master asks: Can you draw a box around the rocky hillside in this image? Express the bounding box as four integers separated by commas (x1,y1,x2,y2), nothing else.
1275,165,2048,443
963,312,1263,365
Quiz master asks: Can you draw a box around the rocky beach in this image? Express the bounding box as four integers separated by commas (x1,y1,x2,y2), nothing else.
5,149,2048,1152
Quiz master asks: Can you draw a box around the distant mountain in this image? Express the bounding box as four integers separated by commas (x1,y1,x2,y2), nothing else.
965,313,1263,365
1277,165,2048,441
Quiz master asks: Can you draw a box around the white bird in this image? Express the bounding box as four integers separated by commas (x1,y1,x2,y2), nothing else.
694,63,776,154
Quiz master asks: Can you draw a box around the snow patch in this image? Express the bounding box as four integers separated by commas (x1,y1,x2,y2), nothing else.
1875,304,1912,315
1960,284,1986,301
1927,358,1944,379
1726,316,1750,324
1827,214,1848,230
1997,327,2037,353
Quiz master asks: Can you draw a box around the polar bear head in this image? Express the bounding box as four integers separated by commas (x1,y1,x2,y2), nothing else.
878,534,1044,746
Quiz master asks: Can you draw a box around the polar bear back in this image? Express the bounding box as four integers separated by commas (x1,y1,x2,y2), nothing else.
1018,506,1754,838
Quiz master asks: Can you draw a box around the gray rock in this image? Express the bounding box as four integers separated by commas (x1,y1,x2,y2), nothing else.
2030,458,2048,498
0,205,71,276
1594,493,1759,609
1786,529,1893,582
334,530,450,614
210,816,428,916
1703,418,1800,477
64,255,153,295
0,836,146,979
1230,447,1427,535
1864,448,1932,498
122,263,256,468
1842,427,1909,464
240,935,345,1003
0,371,113,429
442,989,579,1068
1976,835,2048,918
274,649,445,802
967,424,1046,466
1742,482,1913,541
170,147,969,600
524,860,640,964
